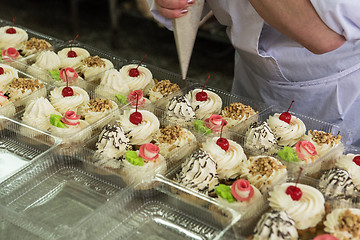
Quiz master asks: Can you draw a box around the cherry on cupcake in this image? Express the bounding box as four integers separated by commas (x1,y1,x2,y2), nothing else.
285,167,303,201
61,73,74,97
67,34,79,58
6,17,16,34
0,67,4,75
196,74,210,101
129,55,147,77
353,156,360,166
216,121,229,151
129,92,142,125
279,100,294,124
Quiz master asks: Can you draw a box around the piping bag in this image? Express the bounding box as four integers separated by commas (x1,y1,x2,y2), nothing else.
172,0,205,80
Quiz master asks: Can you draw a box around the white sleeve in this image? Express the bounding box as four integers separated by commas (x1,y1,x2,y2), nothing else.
310,0,360,40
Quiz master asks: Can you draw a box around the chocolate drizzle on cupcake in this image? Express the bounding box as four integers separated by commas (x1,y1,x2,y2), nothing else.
167,95,196,122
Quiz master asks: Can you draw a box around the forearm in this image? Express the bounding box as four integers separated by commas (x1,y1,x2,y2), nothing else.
249,0,345,54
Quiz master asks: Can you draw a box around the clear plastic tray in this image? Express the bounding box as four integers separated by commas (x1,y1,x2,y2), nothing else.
0,116,60,183
61,178,241,240
242,105,349,177
0,147,128,239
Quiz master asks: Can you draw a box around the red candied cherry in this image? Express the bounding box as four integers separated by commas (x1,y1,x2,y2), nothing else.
353,156,360,166
279,100,295,124
0,67,4,75
129,54,147,77
61,74,74,97
67,34,79,58
216,122,229,151
196,74,211,101
6,17,16,34
286,167,303,201
129,92,142,125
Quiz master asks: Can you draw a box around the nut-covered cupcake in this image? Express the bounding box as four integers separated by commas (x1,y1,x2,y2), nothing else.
80,55,114,82
79,98,119,124
148,79,180,102
221,102,257,128
6,77,45,101
304,130,342,157
18,37,52,57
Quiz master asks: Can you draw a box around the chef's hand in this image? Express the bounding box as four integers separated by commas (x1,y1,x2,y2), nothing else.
249,0,345,54
155,0,195,19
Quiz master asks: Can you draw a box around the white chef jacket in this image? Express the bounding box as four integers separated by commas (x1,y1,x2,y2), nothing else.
147,0,360,145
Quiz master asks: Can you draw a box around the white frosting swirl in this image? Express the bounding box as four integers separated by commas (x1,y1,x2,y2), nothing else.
176,149,219,194
22,97,60,131
166,95,196,123
57,47,90,70
32,50,61,71
201,137,247,180
0,63,18,91
241,155,287,192
79,99,119,124
267,113,306,147
268,182,325,230
245,121,278,153
96,69,130,96
81,58,114,81
49,86,90,114
336,153,360,189
119,64,153,92
0,26,28,50
117,109,160,145
324,208,360,240
186,89,222,120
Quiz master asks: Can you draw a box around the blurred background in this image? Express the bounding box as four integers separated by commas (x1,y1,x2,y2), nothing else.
0,0,235,92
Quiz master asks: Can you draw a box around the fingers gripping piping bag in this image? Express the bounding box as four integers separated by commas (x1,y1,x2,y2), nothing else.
172,0,205,80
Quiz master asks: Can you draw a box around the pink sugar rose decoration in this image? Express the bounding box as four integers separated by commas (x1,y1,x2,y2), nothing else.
1,47,19,62
231,179,254,202
313,234,339,240
296,140,317,161
204,114,227,133
127,90,145,107
61,111,81,126
139,143,159,161
59,67,78,84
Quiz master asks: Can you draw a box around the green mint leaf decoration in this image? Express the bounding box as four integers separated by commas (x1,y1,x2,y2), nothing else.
115,94,128,105
193,120,212,135
49,70,62,82
125,151,144,166
50,114,65,128
278,146,299,162
215,184,234,203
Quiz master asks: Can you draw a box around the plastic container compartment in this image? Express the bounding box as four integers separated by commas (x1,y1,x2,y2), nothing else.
0,147,128,240
13,76,124,146
179,83,269,138
0,116,60,183
61,177,241,240
0,64,51,117
242,105,349,178
0,19,63,68
83,106,198,189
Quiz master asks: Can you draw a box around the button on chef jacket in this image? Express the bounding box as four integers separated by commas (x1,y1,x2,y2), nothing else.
147,0,360,145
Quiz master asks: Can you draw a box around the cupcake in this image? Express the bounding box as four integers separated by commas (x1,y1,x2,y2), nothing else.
221,102,257,128
323,208,360,240
18,37,52,57
201,136,247,181
22,96,60,131
166,95,196,124
148,79,180,102
152,124,196,162
49,86,90,114
57,47,90,71
95,68,130,98
215,179,263,215
49,111,91,142
80,55,114,82
267,113,306,147
5,77,46,101
0,25,28,50
304,130,342,157
268,182,325,230
278,140,319,164
335,153,360,189
240,155,287,193
252,210,299,240
117,109,160,146
121,143,166,189
119,64,155,93
0,63,18,91
175,149,219,195
185,88,222,120
28,50,61,78
78,98,119,124
244,121,278,155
